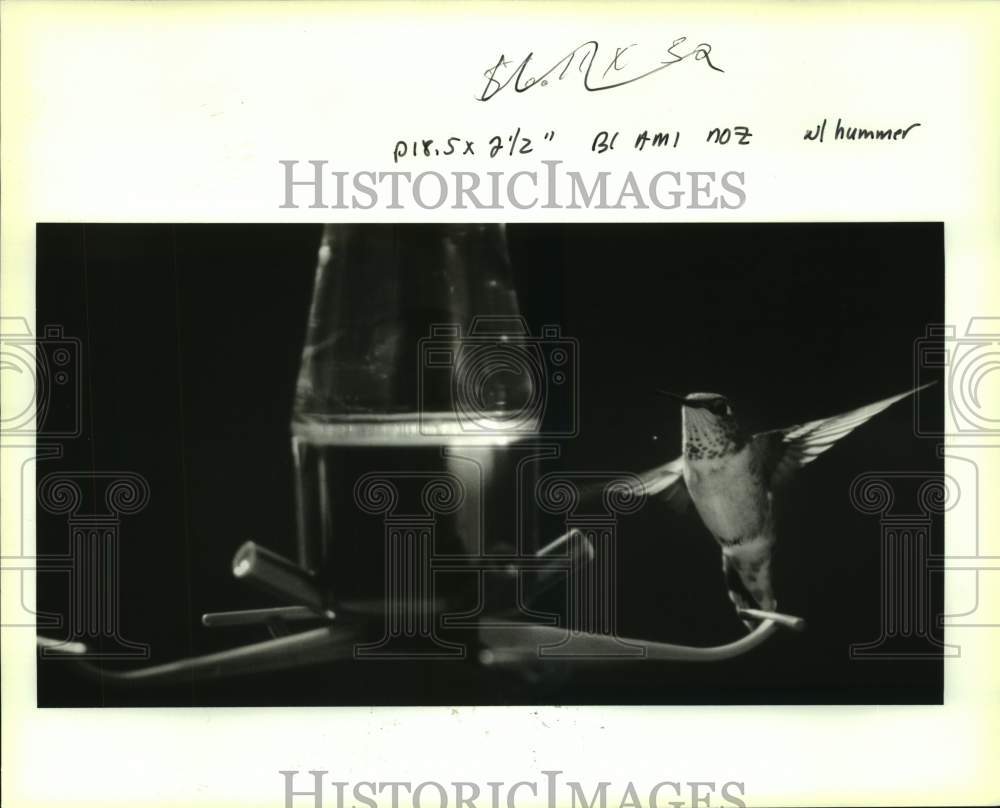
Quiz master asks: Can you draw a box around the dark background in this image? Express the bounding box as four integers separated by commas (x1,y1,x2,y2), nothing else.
36,222,944,706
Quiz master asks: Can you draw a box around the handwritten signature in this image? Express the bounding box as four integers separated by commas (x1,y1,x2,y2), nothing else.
477,38,723,101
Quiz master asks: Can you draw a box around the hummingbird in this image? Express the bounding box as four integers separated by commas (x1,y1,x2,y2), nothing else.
626,383,932,629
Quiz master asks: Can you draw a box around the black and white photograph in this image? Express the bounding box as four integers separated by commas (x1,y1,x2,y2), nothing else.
4,4,998,807
35,222,945,706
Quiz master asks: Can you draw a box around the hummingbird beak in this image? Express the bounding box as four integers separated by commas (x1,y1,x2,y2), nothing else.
656,390,705,409
657,390,688,405
658,390,710,409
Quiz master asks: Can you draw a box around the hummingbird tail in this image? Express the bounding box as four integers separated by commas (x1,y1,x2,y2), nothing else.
722,552,776,631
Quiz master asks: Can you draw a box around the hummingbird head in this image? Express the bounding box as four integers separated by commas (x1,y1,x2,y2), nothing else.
658,391,746,459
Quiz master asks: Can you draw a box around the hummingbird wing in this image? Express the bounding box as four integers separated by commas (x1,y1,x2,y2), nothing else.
753,383,933,488
578,456,689,509
624,455,690,509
